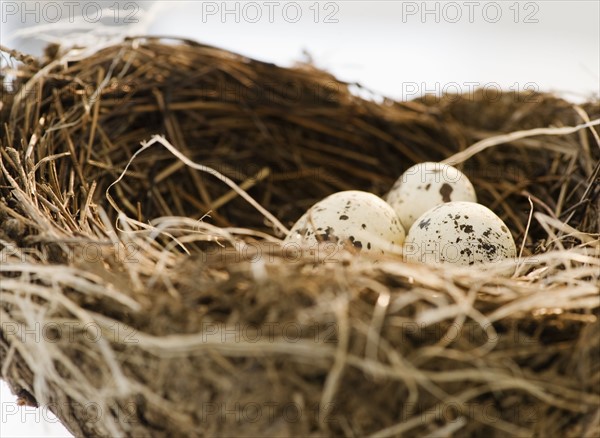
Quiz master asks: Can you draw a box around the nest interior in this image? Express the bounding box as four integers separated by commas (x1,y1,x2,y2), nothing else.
1,38,599,437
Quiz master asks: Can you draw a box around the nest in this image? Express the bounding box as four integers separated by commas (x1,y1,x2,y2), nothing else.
1,38,599,437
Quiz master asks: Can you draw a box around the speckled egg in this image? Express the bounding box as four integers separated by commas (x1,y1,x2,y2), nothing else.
284,190,405,257
404,201,516,267
386,162,477,229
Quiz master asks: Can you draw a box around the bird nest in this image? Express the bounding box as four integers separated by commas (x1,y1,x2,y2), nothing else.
1,38,599,437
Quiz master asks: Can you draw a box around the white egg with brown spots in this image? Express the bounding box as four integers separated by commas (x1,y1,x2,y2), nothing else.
284,190,405,258
386,162,477,229
404,201,516,268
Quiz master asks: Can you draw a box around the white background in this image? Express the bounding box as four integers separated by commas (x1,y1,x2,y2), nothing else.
1,1,599,437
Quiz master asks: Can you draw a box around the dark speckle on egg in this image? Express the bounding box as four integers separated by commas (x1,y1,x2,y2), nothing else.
317,226,339,243
439,183,453,202
479,241,497,256
339,215,349,220
349,236,363,250
460,248,472,257
459,224,474,234
418,218,431,230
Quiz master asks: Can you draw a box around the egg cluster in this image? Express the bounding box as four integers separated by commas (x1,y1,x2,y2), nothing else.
284,162,516,272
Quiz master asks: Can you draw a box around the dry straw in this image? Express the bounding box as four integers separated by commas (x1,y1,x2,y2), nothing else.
1,37,599,437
